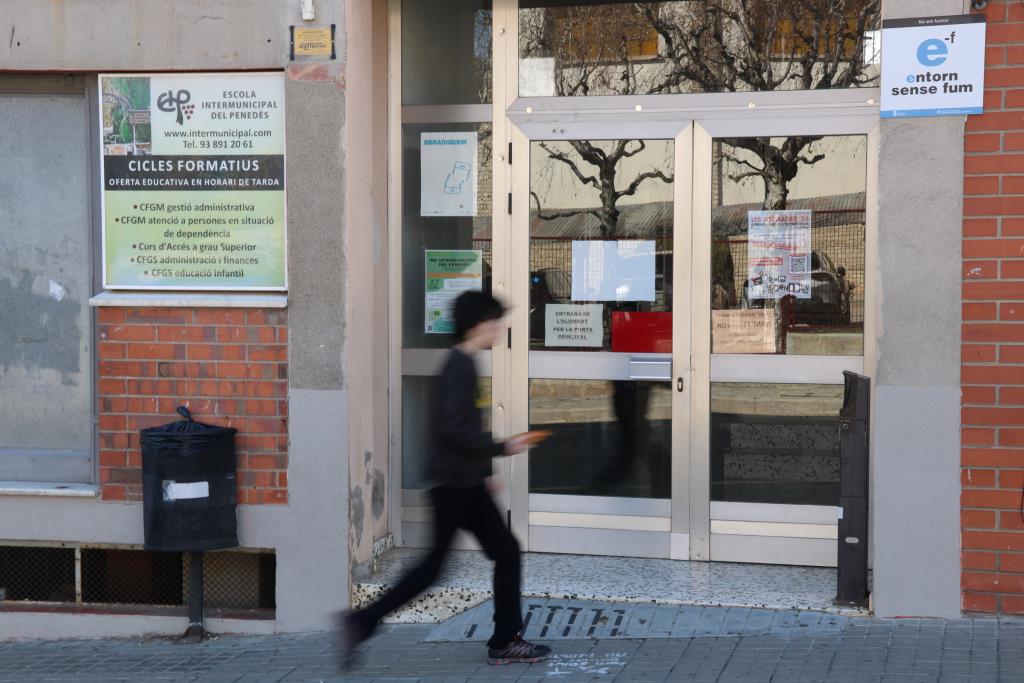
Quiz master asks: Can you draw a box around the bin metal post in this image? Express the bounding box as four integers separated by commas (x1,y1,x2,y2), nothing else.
182,551,205,641
837,371,870,608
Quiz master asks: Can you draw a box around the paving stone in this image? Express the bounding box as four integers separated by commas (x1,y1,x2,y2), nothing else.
3,607,1024,682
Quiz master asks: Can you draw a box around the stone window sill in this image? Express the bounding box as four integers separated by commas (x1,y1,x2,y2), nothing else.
89,292,287,309
0,482,100,497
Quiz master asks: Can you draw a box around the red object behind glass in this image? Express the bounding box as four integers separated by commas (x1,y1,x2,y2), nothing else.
611,312,672,353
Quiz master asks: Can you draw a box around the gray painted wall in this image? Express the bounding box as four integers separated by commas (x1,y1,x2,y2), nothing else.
281,68,352,630
872,0,965,618
2,1,331,70
0,495,336,634
0,0,355,636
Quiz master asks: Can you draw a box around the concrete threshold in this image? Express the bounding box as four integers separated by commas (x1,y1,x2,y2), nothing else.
353,549,868,624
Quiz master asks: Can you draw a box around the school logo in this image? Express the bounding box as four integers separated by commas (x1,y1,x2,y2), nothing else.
157,89,195,125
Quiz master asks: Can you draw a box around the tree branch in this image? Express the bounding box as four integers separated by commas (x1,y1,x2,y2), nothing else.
615,168,674,201
619,139,648,159
728,170,766,182
798,152,827,166
538,141,600,190
530,191,601,222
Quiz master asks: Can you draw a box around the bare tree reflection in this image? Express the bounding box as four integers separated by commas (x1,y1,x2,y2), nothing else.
531,140,673,237
521,0,880,210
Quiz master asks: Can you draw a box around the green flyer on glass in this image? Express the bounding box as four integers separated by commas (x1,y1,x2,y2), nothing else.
424,250,482,334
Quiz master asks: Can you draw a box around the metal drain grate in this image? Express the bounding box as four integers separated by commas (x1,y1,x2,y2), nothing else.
426,599,854,642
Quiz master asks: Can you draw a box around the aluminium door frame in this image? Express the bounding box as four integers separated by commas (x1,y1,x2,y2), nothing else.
692,114,880,566
505,99,878,562
389,0,518,548
507,120,694,558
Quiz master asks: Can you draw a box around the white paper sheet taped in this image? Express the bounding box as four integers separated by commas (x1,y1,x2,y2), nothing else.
571,240,656,302
162,480,210,502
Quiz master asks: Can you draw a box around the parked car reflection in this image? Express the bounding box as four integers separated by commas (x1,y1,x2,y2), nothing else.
740,250,853,327
529,267,571,344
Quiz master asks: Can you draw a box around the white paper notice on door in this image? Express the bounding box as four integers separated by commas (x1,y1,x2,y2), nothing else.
747,210,812,300
421,132,478,217
571,240,656,302
545,304,603,347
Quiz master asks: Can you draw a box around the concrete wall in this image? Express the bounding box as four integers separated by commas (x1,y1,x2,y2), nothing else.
0,0,359,635
281,59,350,630
343,0,392,573
872,0,966,619
2,1,305,70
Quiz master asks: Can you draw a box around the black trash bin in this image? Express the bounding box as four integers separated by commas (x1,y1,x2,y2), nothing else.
837,371,870,608
141,407,239,552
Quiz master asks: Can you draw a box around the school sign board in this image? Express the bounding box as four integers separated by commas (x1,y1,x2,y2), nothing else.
881,14,986,119
100,73,286,290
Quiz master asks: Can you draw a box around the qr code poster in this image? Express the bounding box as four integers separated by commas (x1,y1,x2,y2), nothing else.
747,210,812,300
789,253,809,274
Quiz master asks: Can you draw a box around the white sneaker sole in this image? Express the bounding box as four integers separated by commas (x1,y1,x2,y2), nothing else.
488,655,547,665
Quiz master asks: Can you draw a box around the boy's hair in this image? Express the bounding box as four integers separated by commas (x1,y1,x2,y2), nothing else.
454,290,506,341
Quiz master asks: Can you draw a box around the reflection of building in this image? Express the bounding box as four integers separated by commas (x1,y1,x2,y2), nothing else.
519,1,881,97
493,193,867,341
1,0,1022,640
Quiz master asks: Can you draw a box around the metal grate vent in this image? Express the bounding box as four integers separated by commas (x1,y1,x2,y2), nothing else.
82,549,184,606
0,546,75,603
0,545,274,616
186,550,276,610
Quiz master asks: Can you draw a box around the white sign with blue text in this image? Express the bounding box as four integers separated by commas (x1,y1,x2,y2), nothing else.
421,132,478,217
881,14,986,118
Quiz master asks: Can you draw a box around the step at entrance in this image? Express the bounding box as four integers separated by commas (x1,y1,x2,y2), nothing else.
353,549,868,624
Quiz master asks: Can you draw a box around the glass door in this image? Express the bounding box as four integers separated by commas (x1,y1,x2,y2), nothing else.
693,123,875,567
392,0,879,565
508,125,694,559
391,0,500,549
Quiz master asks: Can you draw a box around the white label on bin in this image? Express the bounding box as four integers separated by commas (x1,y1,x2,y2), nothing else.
162,480,210,501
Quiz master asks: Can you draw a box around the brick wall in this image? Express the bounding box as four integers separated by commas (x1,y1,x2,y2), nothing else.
97,307,288,505
961,0,1024,615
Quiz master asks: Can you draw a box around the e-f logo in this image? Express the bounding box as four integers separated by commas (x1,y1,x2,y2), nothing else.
917,31,956,67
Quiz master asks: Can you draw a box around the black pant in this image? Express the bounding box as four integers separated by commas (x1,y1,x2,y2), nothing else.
354,483,523,648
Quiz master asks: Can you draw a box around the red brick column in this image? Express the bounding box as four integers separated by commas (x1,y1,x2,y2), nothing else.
961,0,1024,615
97,307,288,505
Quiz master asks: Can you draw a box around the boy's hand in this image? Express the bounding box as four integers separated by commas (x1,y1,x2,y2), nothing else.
504,431,552,455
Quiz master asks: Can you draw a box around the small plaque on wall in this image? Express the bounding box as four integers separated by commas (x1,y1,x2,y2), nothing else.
290,25,336,60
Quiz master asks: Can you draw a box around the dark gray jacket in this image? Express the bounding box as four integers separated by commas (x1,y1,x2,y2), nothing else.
428,348,505,487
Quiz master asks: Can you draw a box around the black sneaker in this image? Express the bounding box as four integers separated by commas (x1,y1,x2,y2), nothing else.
333,610,372,670
487,636,552,665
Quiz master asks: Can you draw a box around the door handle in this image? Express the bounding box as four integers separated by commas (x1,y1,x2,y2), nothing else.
677,377,684,393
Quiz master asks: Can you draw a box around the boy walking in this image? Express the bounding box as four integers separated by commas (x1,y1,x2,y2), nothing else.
339,291,551,665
